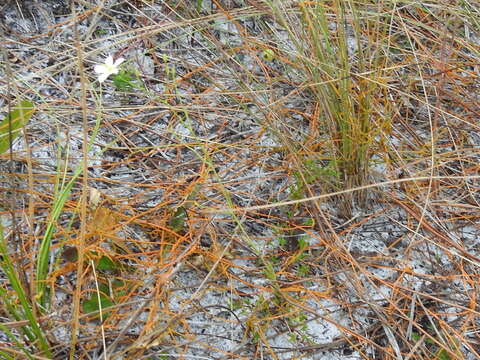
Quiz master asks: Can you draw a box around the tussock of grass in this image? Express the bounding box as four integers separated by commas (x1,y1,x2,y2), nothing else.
1,0,480,359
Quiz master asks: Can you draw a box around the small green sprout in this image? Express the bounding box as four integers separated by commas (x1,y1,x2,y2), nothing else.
261,49,276,61
112,69,143,91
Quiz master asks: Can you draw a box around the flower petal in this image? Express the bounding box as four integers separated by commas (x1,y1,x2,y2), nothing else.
94,64,106,74
98,72,109,83
114,57,125,67
105,55,114,66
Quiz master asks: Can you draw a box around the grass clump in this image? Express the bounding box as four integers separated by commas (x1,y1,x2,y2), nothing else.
266,0,390,213
1,0,480,359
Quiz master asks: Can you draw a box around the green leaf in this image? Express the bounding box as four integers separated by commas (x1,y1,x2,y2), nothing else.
95,29,108,35
302,218,314,227
82,292,114,316
112,279,124,288
112,70,137,91
437,349,451,360
297,264,310,277
263,262,276,281
98,283,110,295
411,332,421,341
298,236,307,251
97,255,119,271
169,206,188,233
0,100,34,154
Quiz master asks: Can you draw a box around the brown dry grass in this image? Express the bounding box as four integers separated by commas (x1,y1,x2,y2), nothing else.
1,0,480,359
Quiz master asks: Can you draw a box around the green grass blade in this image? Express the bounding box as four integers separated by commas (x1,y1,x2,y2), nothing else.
36,110,104,308
0,285,36,341
35,159,84,307
0,323,34,360
0,100,34,154
0,224,51,357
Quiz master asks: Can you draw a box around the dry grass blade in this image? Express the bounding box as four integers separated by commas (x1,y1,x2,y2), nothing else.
0,0,480,359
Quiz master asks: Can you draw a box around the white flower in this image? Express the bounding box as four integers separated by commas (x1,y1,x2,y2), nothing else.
94,55,125,83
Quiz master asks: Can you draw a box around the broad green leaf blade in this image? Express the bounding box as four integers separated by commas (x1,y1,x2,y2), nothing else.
168,206,188,233
82,292,114,320
97,255,119,271
0,100,34,154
